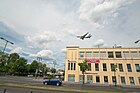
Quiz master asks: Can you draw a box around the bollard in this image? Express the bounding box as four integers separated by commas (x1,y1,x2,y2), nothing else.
3,89,6,93
31,91,33,93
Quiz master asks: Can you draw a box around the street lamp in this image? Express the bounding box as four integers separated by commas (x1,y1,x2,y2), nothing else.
0,37,14,53
36,56,42,78
135,39,140,44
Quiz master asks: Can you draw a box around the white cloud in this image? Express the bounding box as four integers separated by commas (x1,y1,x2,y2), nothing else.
78,0,136,28
10,47,23,54
61,48,66,53
26,31,61,49
29,49,53,60
93,39,105,47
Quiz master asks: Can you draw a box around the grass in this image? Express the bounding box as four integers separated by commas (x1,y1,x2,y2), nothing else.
0,83,126,93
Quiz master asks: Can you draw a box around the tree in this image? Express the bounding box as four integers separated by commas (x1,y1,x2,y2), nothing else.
0,53,9,66
0,52,10,72
7,53,19,64
50,68,56,74
12,57,27,75
78,59,88,84
29,60,39,74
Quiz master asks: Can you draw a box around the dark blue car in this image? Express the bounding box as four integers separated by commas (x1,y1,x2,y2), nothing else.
43,79,62,86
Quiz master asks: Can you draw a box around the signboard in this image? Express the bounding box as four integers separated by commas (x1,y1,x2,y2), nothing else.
87,59,100,63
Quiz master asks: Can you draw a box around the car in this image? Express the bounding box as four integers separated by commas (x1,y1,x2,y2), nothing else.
43,79,62,86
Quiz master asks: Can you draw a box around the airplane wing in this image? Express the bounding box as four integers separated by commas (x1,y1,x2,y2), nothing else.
85,34,92,38
83,32,89,37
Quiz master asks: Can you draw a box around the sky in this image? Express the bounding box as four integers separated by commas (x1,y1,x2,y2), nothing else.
0,0,140,69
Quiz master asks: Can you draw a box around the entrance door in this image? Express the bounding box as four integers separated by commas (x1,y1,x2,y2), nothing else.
87,75,93,84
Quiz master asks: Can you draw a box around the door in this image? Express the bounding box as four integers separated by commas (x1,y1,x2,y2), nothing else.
87,75,93,84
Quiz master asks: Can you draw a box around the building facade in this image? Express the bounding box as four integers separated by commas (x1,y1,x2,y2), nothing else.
64,46,140,86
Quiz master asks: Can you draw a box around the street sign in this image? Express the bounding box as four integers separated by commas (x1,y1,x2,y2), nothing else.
87,59,100,63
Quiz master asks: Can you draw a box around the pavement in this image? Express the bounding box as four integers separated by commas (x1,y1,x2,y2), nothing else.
62,81,140,93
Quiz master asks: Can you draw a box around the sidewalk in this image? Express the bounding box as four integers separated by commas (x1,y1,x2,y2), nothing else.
62,81,140,92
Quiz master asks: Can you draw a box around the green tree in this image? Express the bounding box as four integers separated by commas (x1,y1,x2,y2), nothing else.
29,60,39,74
7,53,19,64
78,59,88,84
0,53,8,66
12,57,27,75
0,52,10,72
50,68,56,74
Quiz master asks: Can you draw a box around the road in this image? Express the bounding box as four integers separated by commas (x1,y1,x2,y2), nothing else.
0,86,76,93
0,76,140,93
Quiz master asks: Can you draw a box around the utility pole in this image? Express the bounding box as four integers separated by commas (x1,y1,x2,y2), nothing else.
37,56,42,77
53,60,57,69
0,37,14,53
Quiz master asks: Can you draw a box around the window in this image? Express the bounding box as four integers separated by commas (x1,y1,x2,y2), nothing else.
68,63,70,70
118,64,123,72
68,75,75,82
100,51,106,58
96,76,100,83
123,51,130,59
115,52,122,58
80,52,84,58
93,52,99,58
112,76,116,84
74,63,76,70
121,77,126,85
80,75,83,83
88,63,91,71
127,64,132,72
86,52,92,58
108,52,114,58
138,77,140,85
135,64,140,72
71,63,73,70
129,77,135,85
110,64,115,71
95,63,99,71
103,63,107,71
104,76,108,83
68,62,76,70
131,51,138,59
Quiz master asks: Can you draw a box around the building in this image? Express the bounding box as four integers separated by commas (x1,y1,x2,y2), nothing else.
64,46,140,86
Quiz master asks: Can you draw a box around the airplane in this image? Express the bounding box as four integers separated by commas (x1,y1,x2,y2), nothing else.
77,32,92,40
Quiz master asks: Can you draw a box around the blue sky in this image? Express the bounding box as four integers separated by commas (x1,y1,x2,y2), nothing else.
0,0,140,69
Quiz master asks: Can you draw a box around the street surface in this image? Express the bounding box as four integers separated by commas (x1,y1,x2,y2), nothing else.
0,76,140,93
0,86,75,93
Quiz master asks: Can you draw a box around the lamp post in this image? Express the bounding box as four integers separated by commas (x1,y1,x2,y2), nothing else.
36,56,42,78
0,37,14,53
135,39,140,44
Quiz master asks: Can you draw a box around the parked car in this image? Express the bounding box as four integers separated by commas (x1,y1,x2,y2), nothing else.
43,79,62,86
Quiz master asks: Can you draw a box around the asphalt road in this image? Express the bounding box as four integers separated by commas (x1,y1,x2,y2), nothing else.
0,76,140,93
0,86,76,93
